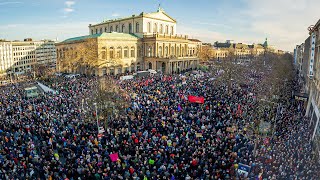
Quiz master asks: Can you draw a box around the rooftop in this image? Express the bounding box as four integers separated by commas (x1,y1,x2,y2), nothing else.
62,32,140,43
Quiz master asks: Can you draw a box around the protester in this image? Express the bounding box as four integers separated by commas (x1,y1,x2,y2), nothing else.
0,69,318,180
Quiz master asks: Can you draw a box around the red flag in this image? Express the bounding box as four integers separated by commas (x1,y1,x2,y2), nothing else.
188,95,205,104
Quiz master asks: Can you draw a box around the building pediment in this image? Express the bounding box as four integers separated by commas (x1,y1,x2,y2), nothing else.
144,11,176,23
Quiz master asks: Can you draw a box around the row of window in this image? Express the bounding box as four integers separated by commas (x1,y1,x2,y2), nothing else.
14,52,35,56
14,55,36,61
146,46,197,57
92,22,175,35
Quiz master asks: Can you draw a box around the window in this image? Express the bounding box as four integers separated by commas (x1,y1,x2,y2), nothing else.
116,47,122,58
148,46,152,57
177,47,180,57
165,46,168,57
160,24,163,34
147,22,151,33
171,47,175,56
159,46,162,57
122,24,125,32
136,23,139,33
102,51,106,59
154,23,157,33
165,25,169,34
91,29,94,35
129,23,132,33
171,26,174,35
100,28,102,33
116,25,119,32
124,47,128,58
105,27,107,32
96,29,98,34
131,47,135,57
110,26,113,32
109,47,114,58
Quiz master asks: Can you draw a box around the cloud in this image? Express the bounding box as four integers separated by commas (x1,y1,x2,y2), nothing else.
242,0,320,51
178,24,228,43
0,1,22,6
64,8,74,13
193,22,232,29
0,22,90,41
112,13,120,17
65,1,75,7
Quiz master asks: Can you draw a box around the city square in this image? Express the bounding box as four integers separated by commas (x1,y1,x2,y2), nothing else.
0,0,320,179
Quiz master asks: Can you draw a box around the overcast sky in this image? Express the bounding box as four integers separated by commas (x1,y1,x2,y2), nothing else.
0,0,319,51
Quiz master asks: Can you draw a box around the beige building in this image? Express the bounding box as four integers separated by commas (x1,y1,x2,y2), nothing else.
57,7,200,75
212,39,277,61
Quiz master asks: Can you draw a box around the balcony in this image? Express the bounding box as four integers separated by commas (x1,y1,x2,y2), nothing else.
144,55,198,61
143,33,188,40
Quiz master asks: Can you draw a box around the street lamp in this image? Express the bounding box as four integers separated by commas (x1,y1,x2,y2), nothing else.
93,102,99,133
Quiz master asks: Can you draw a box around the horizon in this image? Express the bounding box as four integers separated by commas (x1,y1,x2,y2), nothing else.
0,0,319,51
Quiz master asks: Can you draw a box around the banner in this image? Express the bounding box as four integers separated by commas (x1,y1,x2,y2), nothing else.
188,95,205,104
109,153,119,162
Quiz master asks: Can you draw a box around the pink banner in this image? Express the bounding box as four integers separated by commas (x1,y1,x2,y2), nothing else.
109,153,119,162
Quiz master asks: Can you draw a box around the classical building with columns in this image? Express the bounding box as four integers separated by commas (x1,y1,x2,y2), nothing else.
56,6,200,75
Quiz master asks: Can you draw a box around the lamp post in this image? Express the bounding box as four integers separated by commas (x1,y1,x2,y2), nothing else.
260,99,281,139
93,102,99,133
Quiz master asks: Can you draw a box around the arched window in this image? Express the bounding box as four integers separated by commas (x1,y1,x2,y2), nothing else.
130,46,135,57
109,47,114,59
177,47,180,57
91,29,94,35
100,28,102,33
129,23,132,33
95,29,98,34
159,46,162,57
171,47,175,56
171,26,174,35
165,46,168,57
124,47,129,58
122,24,125,33
153,23,157,33
105,27,107,32
147,22,151,33
136,23,139,33
116,25,119,32
110,26,113,32
160,24,163,34
116,47,122,58
165,25,169,34
148,46,152,57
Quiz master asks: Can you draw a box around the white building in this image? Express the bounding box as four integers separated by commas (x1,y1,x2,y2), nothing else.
0,41,13,74
0,39,57,74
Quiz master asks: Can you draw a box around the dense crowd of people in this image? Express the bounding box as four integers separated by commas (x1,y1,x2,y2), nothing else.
0,67,319,179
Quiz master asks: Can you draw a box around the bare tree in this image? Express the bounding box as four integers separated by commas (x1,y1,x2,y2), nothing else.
199,45,213,62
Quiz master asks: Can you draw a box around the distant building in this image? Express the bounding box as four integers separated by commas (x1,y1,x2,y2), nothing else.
0,41,13,74
0,39,56,75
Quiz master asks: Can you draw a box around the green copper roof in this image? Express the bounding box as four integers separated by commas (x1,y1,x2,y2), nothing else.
263,38,268,47
62,32,140,43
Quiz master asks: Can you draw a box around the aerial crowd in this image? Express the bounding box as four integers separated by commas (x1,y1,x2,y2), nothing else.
0,67,319,179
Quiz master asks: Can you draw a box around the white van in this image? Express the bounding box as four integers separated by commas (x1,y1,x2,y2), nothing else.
148,69,157,75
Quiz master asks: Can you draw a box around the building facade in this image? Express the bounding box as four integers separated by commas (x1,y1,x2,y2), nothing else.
57,7,200,75
305,19,320,162
212,39,273,62
0,39,56,75
0,41,13,74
